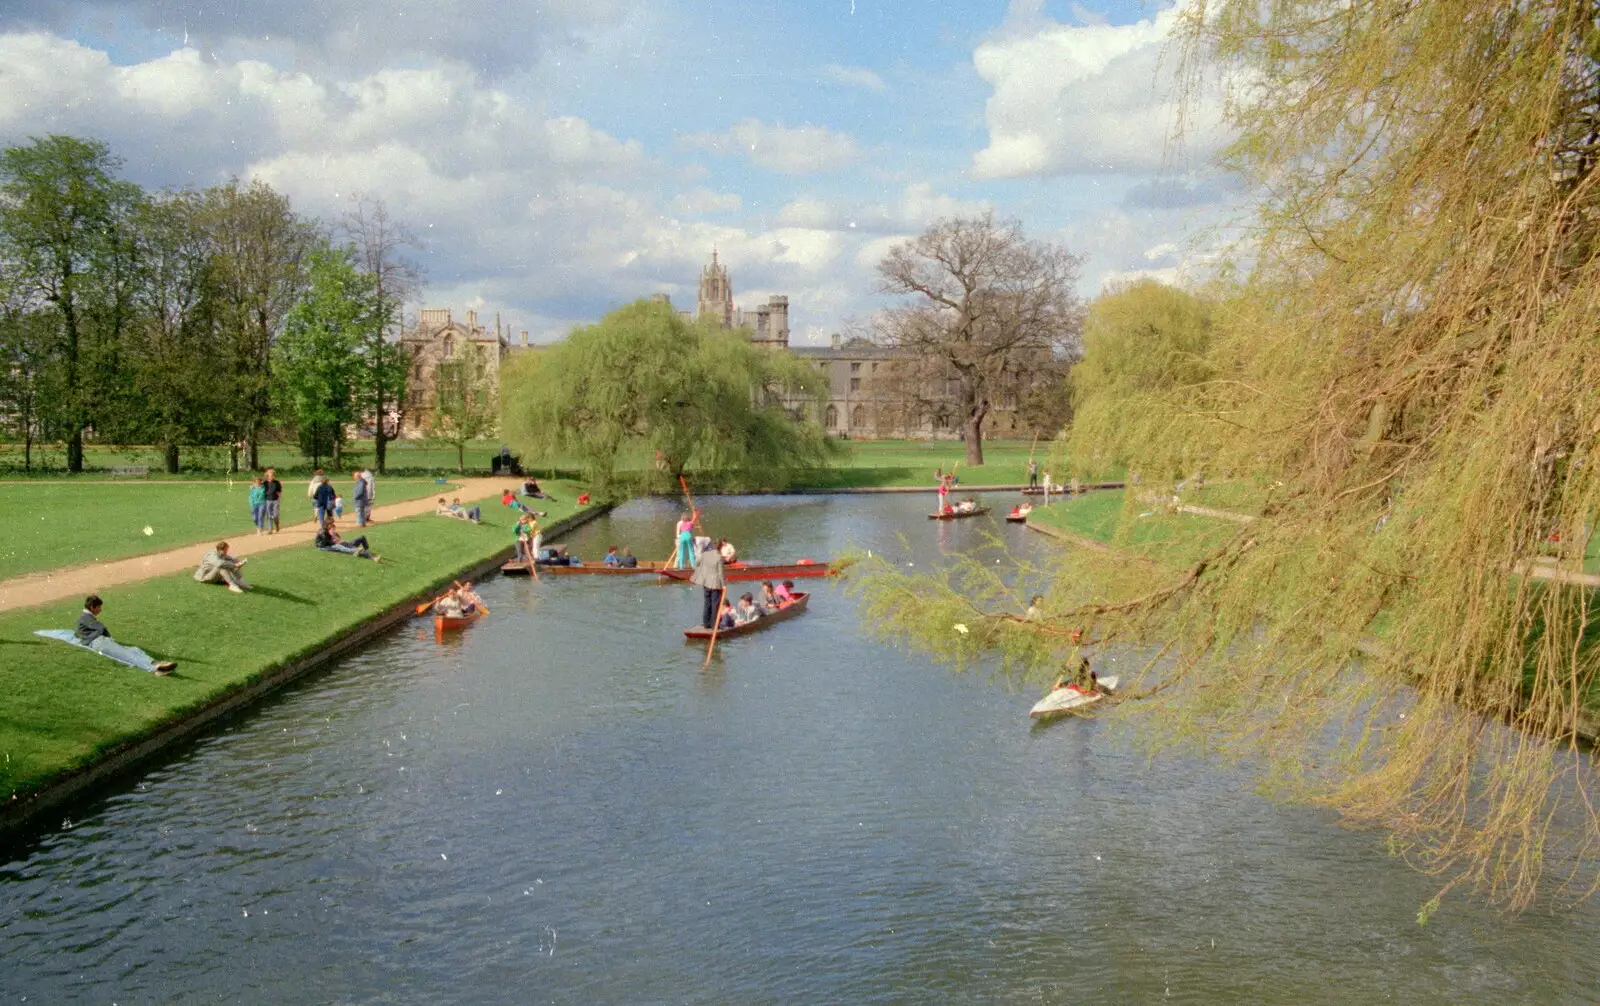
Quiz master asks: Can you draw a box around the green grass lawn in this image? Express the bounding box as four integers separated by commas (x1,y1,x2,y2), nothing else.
0,479,449,581
0,481,586,803
1027,489,1242,567
0,440,530,478
794,440,1055,489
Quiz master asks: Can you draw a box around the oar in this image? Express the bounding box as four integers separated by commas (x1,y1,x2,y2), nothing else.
703,585,727,667
415,590,450,616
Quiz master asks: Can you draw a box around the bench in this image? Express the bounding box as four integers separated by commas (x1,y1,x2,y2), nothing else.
108,466,150,476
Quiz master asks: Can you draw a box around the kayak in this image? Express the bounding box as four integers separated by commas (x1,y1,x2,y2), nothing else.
928,507,990,520
683,593,810,640
1029,675,1120,717
658,560,835,583
433,609,485,633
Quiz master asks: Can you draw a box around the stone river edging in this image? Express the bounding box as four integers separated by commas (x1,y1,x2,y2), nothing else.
680,481,1127,496
0,504,613,843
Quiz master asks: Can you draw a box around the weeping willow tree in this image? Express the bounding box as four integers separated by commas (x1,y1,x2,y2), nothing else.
857,0,1600,913
501,299,836,489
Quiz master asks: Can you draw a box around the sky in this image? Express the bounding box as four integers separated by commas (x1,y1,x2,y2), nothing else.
0,0,1240,345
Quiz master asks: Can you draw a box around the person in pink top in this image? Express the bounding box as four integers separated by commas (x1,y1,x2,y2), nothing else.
673,509,700,568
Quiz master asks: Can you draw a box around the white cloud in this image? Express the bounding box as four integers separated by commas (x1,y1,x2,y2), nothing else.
971,2,1227,178
681,118,861,175
774,182,989,234
670,188,743,215
821,63,886,92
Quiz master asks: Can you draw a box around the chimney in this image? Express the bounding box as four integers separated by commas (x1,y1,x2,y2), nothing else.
520,330,528,346
831,332,841,350
467,309,478,331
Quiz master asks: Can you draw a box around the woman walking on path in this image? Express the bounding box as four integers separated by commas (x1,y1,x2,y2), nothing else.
248,477,267,534
673,509,700,569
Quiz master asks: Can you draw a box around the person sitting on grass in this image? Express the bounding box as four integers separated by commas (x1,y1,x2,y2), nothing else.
193,541,251,593
76,594,176,675
315,516,380,561
522,477,555,500
436,497,480,523
617,547,638,568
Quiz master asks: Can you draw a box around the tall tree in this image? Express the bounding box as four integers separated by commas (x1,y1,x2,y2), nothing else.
873,212,1083,465
340,196,421,474
274,249,371,470
0,299,57,472
502,299,834,487
0,135,142,471
127,189,229,472
204,178,315,471
427,339,497,473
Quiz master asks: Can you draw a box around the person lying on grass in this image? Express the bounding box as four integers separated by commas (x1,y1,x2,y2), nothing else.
435,497,481,523
76,593,176,675
314,516,380,561
193,541,251,593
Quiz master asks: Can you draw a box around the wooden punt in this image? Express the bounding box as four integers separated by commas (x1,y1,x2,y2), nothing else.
927,507,991,520
657,560,835,583
433,609,485,633
1020,485,1078,496
502,558,668,576
683,592,810,640
1004,511,1031,523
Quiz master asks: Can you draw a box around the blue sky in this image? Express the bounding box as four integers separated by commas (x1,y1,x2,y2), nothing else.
0,0,1236,343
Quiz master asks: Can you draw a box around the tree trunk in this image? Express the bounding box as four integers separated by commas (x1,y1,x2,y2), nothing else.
332,435,343,471
164,442,180,474
375,428,388,474
230,442,239,474
248,433,259,472
457,442,465,473
962,384,987,466
68,428,84,473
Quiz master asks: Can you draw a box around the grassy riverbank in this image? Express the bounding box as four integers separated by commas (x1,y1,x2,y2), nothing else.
1026,489,1241,567
0,482,587,807
0,479,447,580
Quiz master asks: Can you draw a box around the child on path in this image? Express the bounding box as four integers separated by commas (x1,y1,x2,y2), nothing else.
248,477,267,534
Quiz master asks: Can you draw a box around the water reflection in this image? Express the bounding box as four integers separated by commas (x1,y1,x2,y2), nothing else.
1,493,1598,1003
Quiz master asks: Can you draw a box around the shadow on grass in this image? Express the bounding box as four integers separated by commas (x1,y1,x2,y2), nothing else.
249,585,315,606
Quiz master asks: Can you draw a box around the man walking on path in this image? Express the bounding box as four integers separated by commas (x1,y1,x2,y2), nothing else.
353,468,374,527
690,540,725,629
262,468,284,534
1027,458,1039,490
313,475,336,526
75,594,176,674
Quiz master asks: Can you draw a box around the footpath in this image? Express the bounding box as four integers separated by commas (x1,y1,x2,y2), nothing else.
0,477,512,614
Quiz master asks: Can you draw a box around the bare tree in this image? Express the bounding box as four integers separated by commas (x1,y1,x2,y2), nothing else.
873,212,1083,464
340,195,422,473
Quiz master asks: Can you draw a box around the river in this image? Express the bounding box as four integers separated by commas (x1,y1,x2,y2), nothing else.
3,493,1598,1003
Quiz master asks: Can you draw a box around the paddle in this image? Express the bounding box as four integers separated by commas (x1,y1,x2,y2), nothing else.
703,585,727,667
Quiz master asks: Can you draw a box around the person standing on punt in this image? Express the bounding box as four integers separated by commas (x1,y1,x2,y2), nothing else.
674,509,700,568
690,540,725,629
1027,457,1039,490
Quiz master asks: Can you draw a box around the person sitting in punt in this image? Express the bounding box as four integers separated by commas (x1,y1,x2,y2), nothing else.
456,583,483,614
774,580,796,605
760,581,782,609
617,547,639,568
435,589,465,618
716,598,738,630
734,592,763,624
315,517,380,561
1009,502,1032,519
603,546,620,567
718,538,738,564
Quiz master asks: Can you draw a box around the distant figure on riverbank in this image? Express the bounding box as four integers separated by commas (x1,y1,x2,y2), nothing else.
261,468,283,534
522,477,554,500
248,477,267,535
315,517,379,561
76,594,176,674
353,468,375,527
437,497,481,523
1027,458,1038,489
312,474,336,525
193,541,250,593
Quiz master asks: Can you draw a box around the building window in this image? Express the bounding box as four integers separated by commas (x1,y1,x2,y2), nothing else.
850,362,861,373
442,336,454,360
851,405,867,429
871,362,879,372
825,404,839,429
933,413,950,432
850,378,861,392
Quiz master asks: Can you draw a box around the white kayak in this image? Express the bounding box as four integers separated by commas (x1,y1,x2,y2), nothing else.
1030,675,1119,717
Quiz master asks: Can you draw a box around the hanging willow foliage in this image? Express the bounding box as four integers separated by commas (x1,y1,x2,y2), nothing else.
854,0,1600,914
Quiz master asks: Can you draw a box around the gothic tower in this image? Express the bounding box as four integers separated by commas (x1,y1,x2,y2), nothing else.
696,249,734,328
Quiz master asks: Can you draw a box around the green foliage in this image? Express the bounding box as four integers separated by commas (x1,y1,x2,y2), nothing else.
427,340,497,472
502,299,837,488
274,249,373,469
1064,279,1213,479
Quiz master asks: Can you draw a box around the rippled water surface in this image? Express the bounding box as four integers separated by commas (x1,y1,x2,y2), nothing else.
4,494,1599,1003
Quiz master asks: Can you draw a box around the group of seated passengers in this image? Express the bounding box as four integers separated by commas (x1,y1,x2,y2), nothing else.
434,583,484,618
1008,502,1033,518
534,544,583,566
436,497,482,522
715,580,797,629
602,546,640,568
942,499,980,515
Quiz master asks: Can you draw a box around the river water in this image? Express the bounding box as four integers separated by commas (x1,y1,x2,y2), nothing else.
4,494,1599,1003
